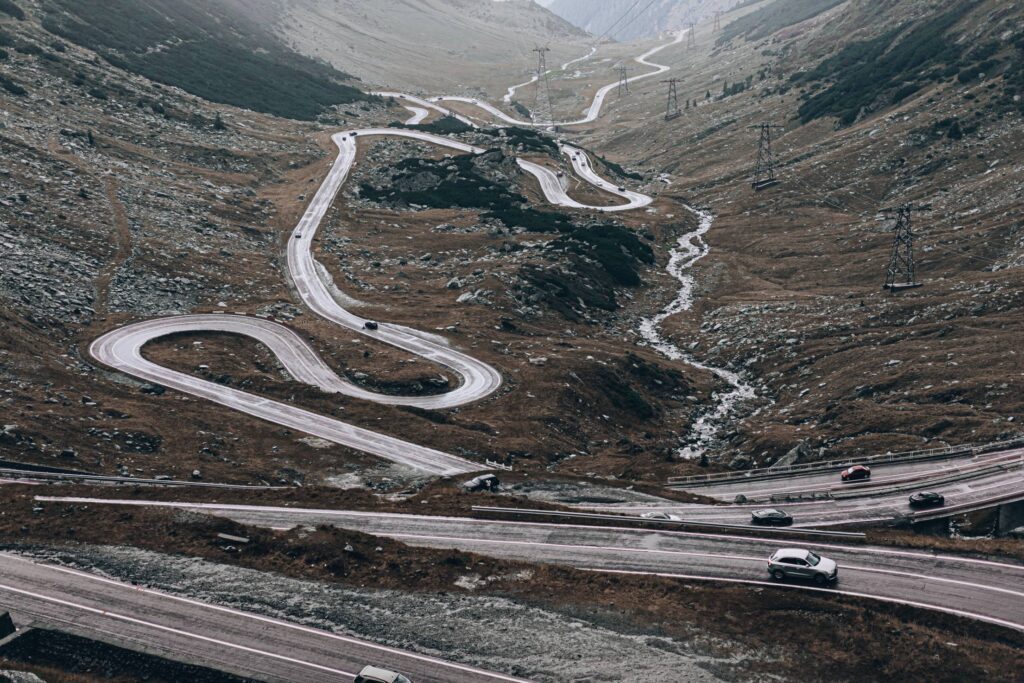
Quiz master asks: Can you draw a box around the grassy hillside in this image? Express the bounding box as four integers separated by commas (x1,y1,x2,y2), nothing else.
790,1,1024,125
718,0,846,45
39,0,369,120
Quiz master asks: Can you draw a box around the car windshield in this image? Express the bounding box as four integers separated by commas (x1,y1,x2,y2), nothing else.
396,676,412,683
806,552,821,566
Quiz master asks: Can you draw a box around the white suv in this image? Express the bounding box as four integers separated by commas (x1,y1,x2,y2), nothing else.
355,665,412,683
767,548,838,585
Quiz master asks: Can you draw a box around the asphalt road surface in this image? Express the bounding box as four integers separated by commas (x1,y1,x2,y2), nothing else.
432,30,687,127
35,498,1024,632
0,553,530,683
676,448,1024,499
91,125,652,474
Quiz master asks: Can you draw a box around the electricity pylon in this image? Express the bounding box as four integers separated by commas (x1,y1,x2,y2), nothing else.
749,122,783,190
531,46,553,128
713,11,722,31
662,78,681,120
687,23,696,48
616,64,633,97
882,204,927,292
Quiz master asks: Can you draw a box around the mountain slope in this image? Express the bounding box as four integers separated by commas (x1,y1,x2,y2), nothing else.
569,0,1024,458
262,0,590,94
37,0,367,120
545,0,734,41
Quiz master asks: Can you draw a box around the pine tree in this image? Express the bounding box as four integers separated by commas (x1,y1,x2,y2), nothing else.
87,130,94,146
213,112,226,131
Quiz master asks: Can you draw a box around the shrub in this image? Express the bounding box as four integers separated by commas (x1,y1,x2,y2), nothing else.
575,148,644,181
795,3,978,124
0,0,25,20
479,126,558,154
388,115,473,135
510,100,531,119
0,74,26,95
482,206,576,233
359,152,524,210
891,83,921,103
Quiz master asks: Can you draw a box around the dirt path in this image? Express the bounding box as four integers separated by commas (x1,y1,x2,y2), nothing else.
95,176,133,315
46,134,133,317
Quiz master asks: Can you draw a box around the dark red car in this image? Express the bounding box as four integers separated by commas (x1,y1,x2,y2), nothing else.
840,465,871,482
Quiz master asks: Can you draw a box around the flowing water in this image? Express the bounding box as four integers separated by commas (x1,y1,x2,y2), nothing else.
638,206,760,459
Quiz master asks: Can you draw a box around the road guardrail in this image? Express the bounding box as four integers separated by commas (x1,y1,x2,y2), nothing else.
667,436,1024,489
471,506,867,540
760,456,1024,504
0,468,285,490
910,487,1024,523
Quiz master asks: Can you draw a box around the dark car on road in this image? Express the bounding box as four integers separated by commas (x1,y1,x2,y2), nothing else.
840,465,871,482
767,548,838,586
751,508,793,526
363,321,379,330
909,491,945,508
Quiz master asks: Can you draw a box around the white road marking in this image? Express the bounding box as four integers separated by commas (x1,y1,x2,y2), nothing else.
34,497,1024,572
0,580,357,678
0,554,533,683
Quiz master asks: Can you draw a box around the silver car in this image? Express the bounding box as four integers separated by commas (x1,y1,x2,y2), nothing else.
355,666,412,683
640,511,683,521
767,548,838,585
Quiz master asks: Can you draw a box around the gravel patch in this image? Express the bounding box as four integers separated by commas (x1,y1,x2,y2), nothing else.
22,545,744,682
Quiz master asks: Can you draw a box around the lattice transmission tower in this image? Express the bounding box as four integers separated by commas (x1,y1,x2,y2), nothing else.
749,122,783,190
662,78,681,120
531,46,553,128
616,64,633,97
882,204,927,292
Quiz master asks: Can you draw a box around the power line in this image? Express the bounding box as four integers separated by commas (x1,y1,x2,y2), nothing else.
604,0,662,43
592,0,644,42
778,157,1008,267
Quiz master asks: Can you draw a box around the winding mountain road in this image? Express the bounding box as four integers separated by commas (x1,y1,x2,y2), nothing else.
432,30,686,127
7,19,1017,683
90,120,646,474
